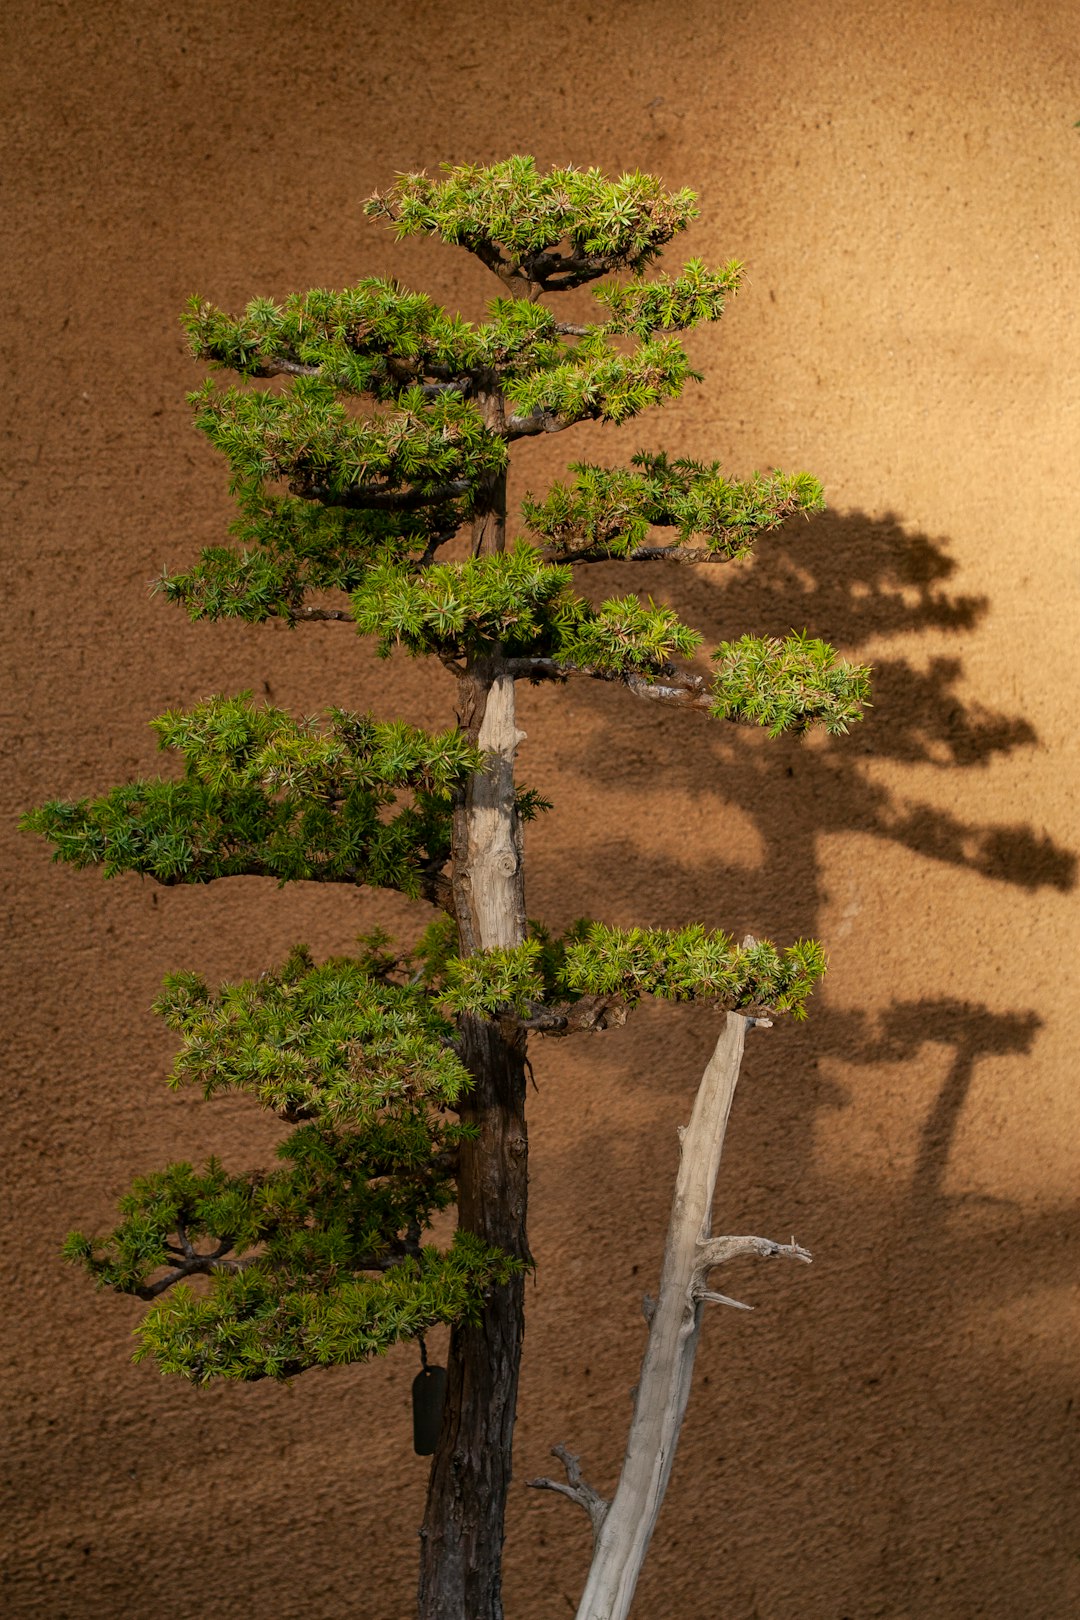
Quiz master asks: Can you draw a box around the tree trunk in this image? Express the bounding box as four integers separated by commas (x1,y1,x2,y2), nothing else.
417,657,530,1620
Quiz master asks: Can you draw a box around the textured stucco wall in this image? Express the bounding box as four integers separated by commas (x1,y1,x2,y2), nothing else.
4,2,1079,1616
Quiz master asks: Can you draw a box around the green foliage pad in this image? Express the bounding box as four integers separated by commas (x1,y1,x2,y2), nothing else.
23,695,480,896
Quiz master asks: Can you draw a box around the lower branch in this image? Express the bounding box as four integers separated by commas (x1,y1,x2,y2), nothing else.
541,543,745,565
134,1243,260,1300
621,669,711,711
292,478,471,512
133,1237,421,1301
291,606,353,622
505,404,601,439
150,861,455,916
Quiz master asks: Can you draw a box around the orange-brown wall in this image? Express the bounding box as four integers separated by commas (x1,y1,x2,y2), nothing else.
4,3,1079,1616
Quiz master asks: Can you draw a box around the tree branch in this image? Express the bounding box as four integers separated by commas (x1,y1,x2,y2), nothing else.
463,234,630,298
694,1233,813,1277
151,861,455,915
290,478,471,511
565,1014,813,1620
525,248,631,292
419,868,456,915
505,405,600,440
286,522,462,628
526,1445,609,1542
620,670,712,710
513,994,628,1035
133,1239,261,1300
132,1227,440,1303
250,356,322,379
505,656,713,714
249,354,470,401
690,1235,812,1311
543,542,734,565
468,236,517,286
330,1148,461,1190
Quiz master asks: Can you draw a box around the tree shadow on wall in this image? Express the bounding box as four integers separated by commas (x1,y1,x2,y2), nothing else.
519,510,1077,1616
544,507,1072,910
530,506,1072,1180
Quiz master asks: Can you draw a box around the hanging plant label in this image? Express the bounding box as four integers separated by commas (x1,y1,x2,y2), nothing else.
412,1364,447,1455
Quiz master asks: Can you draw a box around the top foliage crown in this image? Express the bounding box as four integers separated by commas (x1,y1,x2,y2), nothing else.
165,156,865,742
363,154,699,287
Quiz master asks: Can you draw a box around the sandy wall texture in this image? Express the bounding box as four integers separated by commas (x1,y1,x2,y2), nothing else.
4,2,1079,1616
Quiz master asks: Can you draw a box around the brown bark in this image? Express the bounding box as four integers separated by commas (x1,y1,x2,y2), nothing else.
417,435,531,1614
470,388,508,556
416,1012,529,1620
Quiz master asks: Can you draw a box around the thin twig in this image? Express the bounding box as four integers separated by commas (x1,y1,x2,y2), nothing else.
526,1445,609,1541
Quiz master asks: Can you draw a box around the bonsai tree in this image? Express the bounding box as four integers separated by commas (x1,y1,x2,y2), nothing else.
24,156,869,1620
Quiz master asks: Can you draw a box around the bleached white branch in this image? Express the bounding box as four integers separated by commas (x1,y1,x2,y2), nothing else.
691,1237,811,1311
558,1013,813,1620
696,1289,754,1310
694,1232,813,1282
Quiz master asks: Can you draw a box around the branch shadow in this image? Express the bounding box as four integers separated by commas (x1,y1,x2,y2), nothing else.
867,998,1044,1213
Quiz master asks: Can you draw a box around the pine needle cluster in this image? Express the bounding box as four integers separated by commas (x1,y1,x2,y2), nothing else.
352,542,701,671
364,156,698,279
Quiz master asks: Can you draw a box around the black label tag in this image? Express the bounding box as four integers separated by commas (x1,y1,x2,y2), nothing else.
412,1364,447,1455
